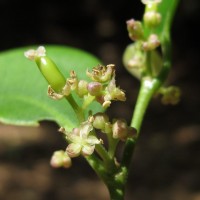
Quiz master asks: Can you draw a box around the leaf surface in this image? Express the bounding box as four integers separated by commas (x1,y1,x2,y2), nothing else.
0,45,102,130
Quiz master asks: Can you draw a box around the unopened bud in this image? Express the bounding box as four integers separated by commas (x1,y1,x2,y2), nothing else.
87,82,103,96
66,143,82,158
50,150,72,168
126,19,144,41
144,11,161,28
112,120,129,140
92,113,109,130
77,80,88,97
142,34,160,51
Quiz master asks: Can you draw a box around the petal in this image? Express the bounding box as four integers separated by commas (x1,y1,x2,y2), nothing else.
86,136,101,145
80,122,93,138
67,133,81,143
82,145,95,156
66,143,82,158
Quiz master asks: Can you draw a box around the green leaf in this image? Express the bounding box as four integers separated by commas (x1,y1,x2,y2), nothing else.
0,45,102,130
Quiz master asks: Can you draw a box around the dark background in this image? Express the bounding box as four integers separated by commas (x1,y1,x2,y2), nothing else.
0,0,200,199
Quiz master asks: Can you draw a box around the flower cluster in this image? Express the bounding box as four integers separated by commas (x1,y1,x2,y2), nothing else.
50,113,136,169
91,113,137,141
123,0,163,80
64,121,101,157
25,47,125,108
158,86,181,105
47,64,126,108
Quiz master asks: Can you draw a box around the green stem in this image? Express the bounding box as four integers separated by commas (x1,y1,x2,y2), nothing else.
85,2,180,200
131,78,161,133
86,154,106,178
86,154,124,200
95,144,113,168
65,94,85,123
120,78,161,177
108,134,119,158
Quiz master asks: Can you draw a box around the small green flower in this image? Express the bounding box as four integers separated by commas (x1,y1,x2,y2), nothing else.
159,86,181,105
92,112,112,134
65,122,101,157
103,77,126,108
87,64,114,83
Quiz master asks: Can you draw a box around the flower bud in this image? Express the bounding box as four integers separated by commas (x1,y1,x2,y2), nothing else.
77,80,88,97
112,119,129,140
92,113,109,130
126,19,144,41
66,143,82,158
142,34,160,51
144,11,161,28
87,82,103,96
112,120,137,141
50,150,72,168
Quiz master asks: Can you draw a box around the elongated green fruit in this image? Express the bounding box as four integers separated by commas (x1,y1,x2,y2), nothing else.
35,56,66,93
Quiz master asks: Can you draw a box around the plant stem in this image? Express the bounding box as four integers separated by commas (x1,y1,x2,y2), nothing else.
131,78,160,133
122,77,162,168
95,144,112,167
108,134,119,158
65,94,85,122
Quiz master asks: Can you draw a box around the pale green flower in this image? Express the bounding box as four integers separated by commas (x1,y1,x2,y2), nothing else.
103,77,126,108
66,122,100,157
86,64,115,83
